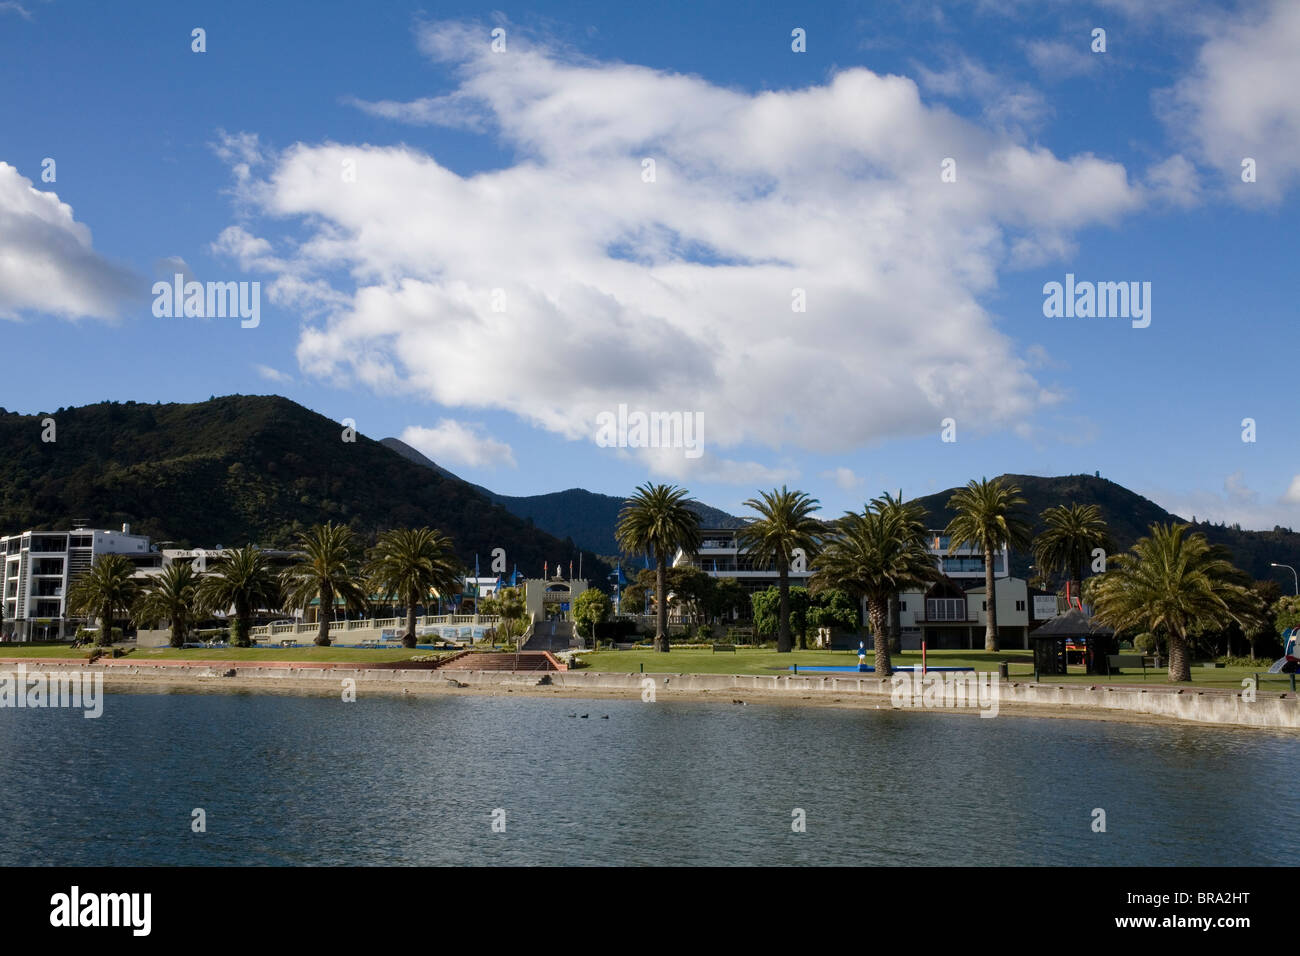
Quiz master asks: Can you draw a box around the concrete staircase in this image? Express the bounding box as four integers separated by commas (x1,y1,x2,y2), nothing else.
524,620,575,652
437,651,562,672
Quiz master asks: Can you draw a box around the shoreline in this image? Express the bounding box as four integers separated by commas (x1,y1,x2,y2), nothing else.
4,657,1296,731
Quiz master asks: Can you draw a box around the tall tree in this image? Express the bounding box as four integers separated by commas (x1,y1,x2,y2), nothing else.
872,491,929,653
944,478,1032,652
67,553,139,647
738,487,822,652
197,545,282,647
615,483,702,653
365,527,463,649
282,523,370,647
1091,523,1260,681
812,504,936,675
134,561,203,648
1033,503,1114,596
572,588,612,643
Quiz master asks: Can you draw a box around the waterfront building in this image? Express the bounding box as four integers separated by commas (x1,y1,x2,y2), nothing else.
1,523,157,641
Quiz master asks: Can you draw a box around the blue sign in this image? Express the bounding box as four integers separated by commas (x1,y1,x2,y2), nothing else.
561,603,570,612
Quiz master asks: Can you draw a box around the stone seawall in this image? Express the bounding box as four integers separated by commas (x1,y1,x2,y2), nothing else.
2,659,1295,730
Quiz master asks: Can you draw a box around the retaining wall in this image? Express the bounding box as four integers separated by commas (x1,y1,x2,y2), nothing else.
2,659,1294,729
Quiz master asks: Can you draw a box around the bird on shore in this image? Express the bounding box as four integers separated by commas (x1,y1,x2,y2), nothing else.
600,715,609,719
580,713,589,718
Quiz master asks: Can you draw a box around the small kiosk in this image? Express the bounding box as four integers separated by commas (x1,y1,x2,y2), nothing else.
1029,609,1116,677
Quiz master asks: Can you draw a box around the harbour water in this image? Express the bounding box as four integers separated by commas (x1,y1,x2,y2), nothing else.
1,692,1295,866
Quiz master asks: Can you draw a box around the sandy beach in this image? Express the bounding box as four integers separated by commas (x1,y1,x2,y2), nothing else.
26,663,1279,731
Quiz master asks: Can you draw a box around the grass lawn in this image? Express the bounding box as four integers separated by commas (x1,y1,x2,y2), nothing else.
0,645,443,663
578,646,1289,691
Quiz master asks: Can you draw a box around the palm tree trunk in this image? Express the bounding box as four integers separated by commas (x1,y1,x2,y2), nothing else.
1167,629,1191,681
404,589,418,649
315,583,333,646
170,622,184,649
870,597,891,677
777,564,791,653
983,547,998,652
235,600,251,647
99,601,113,647
888,593,901,653
655,556,669,653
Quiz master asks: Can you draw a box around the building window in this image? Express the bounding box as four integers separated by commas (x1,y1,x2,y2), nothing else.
1016,600,1026,612
899,601,907,611
981,600,987,611
926,598,966,621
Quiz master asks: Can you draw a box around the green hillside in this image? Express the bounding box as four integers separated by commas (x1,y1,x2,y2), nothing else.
909,473,1300,581
0,395,609,584
381,436,745,555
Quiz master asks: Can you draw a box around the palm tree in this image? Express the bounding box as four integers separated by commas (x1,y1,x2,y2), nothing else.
738,487,822,652
282,523,371,647
1091,523,1260,681
492,586,527,647
944,477,1032,652
812,503,937,676
134,562,203,648
365,527,462,649
67,553,139,647
873,491,929,653
1033,503,1114,599
615,483,702,653
197,545,282,647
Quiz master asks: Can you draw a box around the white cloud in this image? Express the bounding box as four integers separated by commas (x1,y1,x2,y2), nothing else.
401,420,516,470
0,2,32,21
822,466,864,491
913,53,1049,130
0,162,140,320
254,364,294,384
1144,154,1201,208
1160,0,1300,203
216,20,1143,461
1023,39,1100,80
1145,472,1300,532
1282,476,1300,507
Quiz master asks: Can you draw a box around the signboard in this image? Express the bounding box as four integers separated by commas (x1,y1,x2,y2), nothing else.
1032,596,1059,621
561,603,570,612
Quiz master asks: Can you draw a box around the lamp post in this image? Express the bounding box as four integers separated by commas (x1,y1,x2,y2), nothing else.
1271,562,1298,596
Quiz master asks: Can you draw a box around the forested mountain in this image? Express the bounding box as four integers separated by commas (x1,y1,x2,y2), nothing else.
0,395,608,583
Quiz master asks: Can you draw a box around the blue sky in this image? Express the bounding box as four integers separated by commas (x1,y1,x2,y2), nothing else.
2,0,1299,529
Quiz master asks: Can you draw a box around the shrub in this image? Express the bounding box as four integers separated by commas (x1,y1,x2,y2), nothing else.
1133,633,1157,654
1217,655,1270,668
697,624,714,641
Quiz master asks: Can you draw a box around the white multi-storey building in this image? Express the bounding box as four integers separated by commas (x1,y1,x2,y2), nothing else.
677,528,1008,588
1,524,159,641
673,527,814,593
